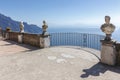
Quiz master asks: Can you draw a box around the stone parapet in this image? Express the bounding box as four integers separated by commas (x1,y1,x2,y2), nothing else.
8,32,20,42
7,32,50,48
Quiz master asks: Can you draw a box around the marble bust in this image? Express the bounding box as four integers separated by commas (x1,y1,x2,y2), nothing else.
42,20,48,35
19,21,24,33
101,16,115,41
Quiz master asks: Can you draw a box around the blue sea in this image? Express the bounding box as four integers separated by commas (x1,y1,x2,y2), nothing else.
48,27,120,41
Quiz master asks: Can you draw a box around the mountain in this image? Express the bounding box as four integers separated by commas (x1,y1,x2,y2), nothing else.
0,13,42,34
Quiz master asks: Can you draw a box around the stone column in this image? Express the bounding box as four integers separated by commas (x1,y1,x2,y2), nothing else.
40,32,50,48
5,27,11,40
44,35,50,48
18,33,23,43
5,33,9,39
100,40,117,65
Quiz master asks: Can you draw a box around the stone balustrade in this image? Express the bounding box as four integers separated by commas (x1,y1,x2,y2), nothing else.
6,31,50,48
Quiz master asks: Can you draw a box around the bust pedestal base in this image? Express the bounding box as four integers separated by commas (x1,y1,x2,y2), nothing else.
40,32,50,48
18,34,23,43
100,40,117,65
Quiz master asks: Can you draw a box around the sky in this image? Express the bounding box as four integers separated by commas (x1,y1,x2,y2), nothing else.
0,0,120,28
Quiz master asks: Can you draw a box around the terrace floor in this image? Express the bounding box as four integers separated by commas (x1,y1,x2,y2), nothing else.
0,37,120,80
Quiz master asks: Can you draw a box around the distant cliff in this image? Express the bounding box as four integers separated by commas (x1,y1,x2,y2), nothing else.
0,13,42,34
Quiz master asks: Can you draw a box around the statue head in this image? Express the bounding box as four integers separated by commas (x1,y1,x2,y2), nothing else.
20,21,23,25
43,20,46,25
105,16,111,24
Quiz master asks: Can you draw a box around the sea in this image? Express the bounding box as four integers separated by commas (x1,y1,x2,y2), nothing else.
48,27,120,41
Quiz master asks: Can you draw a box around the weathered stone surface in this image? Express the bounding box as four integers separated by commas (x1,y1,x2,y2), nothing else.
8,32,20,42
44,37,50,48
100,16,115,41
101,45,116,65
0,45,120,80
18,35,23,43
5,33,9,39
22,33,40,47
7,32,50,48
101,43,117,65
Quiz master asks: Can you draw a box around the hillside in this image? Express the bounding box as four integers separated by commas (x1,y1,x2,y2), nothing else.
0,13,42,34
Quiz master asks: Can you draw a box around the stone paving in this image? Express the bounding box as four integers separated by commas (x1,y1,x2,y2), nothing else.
0,39,38,56
0,39,120,80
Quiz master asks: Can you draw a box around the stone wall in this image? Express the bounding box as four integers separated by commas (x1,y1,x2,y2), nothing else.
7,32,50,48
8,32,20,42
23,33,41,47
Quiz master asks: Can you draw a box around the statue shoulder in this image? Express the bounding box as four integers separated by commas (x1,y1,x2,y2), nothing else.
42,24,48,28
110,23,115,28
101,23,106,29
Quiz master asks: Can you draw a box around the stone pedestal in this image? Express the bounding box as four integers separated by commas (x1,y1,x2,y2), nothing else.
5,33,9,39
40,32,50,48
18,34,23,43
44,36,50,48
100,40,117,65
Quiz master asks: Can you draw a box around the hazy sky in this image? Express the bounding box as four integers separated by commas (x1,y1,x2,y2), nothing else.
0,0,120,27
